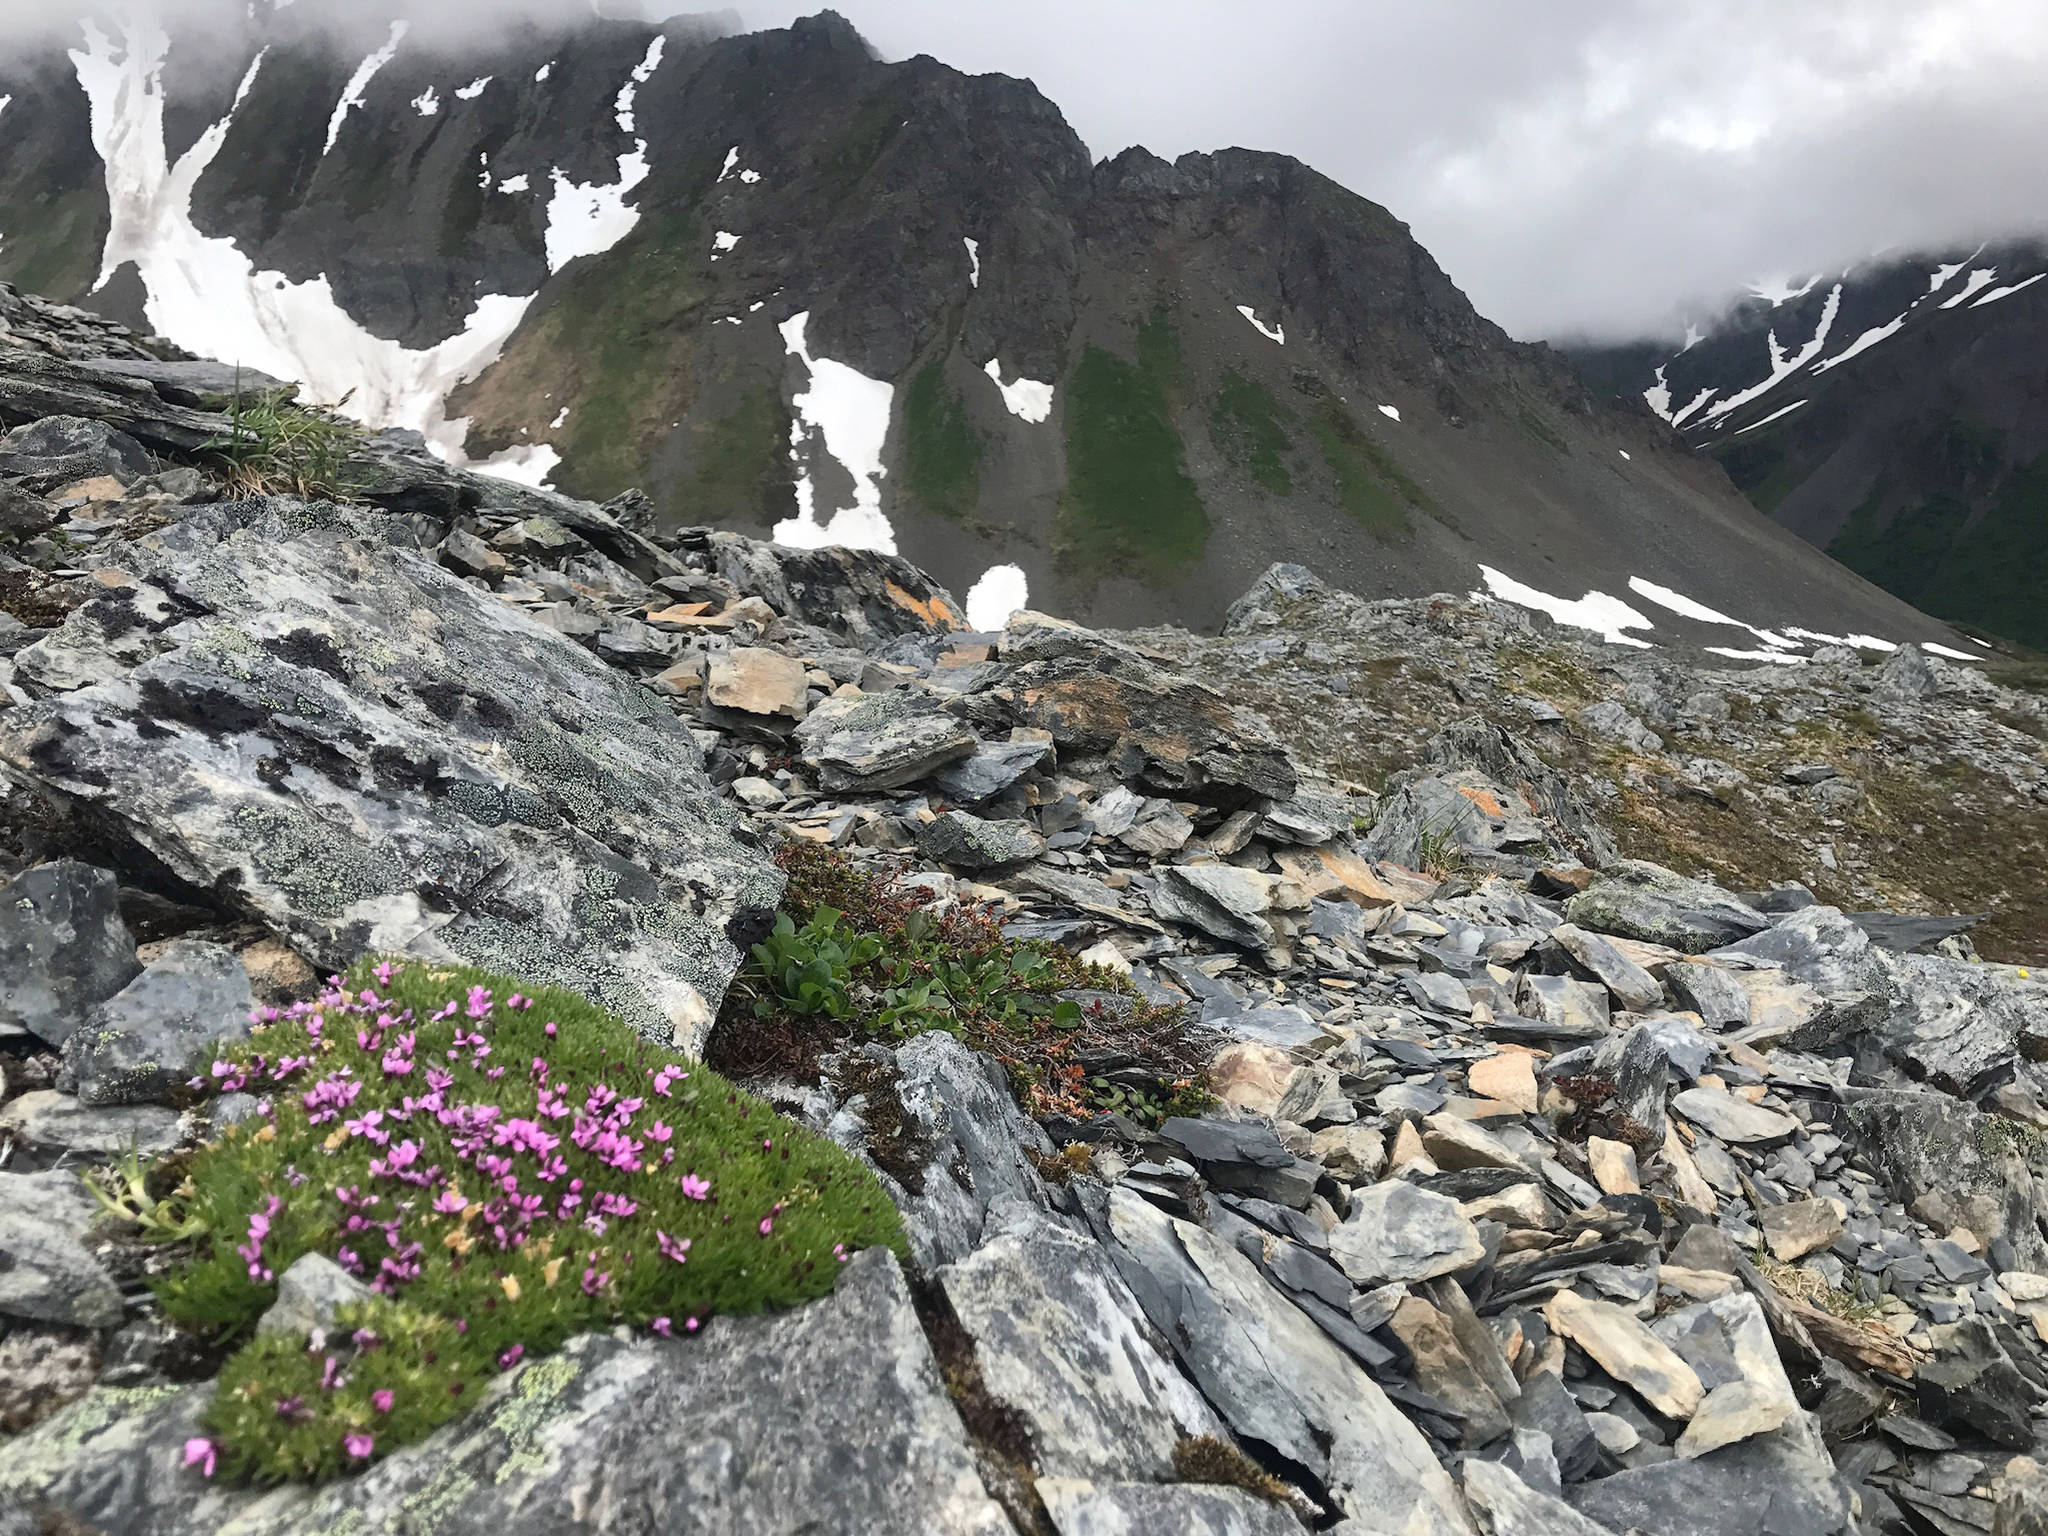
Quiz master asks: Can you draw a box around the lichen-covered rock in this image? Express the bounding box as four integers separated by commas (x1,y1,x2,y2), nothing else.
794,690,979,792
63,939,253,1106
0,499,781,1049
1565,862,1770,954
1847,1090,2048,1271
0,1248,1013,1536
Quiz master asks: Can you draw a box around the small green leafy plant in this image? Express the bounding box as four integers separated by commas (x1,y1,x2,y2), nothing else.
86,1148,209,1242
136,958,904,1485
205,387,365,501
715,843,1211,1124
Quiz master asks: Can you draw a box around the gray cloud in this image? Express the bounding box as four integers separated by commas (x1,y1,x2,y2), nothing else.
7,0,2045,341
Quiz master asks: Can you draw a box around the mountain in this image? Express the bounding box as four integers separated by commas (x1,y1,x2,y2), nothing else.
1568,241,2048,649
0,6,1981,660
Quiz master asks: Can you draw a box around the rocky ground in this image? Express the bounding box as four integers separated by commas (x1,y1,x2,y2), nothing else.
4,280,2048,1535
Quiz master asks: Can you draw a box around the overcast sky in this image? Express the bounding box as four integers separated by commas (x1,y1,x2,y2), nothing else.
11,0,2047,342
728,0,2048,343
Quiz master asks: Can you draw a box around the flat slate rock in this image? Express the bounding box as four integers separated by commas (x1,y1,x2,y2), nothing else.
0,859,140,1049
1035,1477,1302,1536
0,1249,1014,1536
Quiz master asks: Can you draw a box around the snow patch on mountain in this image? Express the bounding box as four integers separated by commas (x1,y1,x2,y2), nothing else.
965,564,1029,631
775,312,897,553
1750,274,1820,306
1812,311,1906,375
1731,398,1806,435
323,20,405,155
1378,404,1400,422
615,35,663,134
964,237,980,288
455,77,491,100
984,359,1053,424
1973,273,2045,308
1698,282,1840,425
412,86,438,116
1236,305,1283,345
1938,267,1998,309
1476,565,1653,648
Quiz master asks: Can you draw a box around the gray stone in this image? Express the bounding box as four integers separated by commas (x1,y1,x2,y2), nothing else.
937,1211,1220,1481
1670,1087,1798,1144
1408,972,1475,1015
1549,924,1664,1013
926,740,1052,804
793,689,979,792
0,414,154,489
1520,974,1611,1035
1565,862,1770,954
0,1248,1014,1535
1882,951,2041,1098
863,1032,1056,1270
1760,1200,1844,1263
1035,1478,1301,1536
1917,1318,2041,1448
0,1170,124,1329
1465,1459,1620,1536
1875,644,1938,701
0,860,140,1049
0,1091,180,1156
1160,1116,1321,1208
256,1252,375,1341
1511,1370,1602,1483
1568,1408,1853,1536
1846,1090,2048,1271
1329,1179,1487,1286
1580,701,1663,756
1542,1023,1671,1150
919,810,1046,870
63,940,252,1106
1704,906,1891,1050
1388,1294,1512,1445
1664,962,1752,1031
1658,1294,1798,1458
1097,1188,1473,1535
0,500,780,1051
1148,864,1305,951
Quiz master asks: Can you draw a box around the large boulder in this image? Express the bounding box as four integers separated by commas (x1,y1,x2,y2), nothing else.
0,500,781,1050
1844,1090,2048,1271
0,1249,1014,1536
1564,863,1769,954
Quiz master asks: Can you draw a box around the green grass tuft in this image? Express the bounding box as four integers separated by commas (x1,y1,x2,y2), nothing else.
1058,309,1208,579
1209,370,1294,495
205,389,365,502
901,363,982,520
133,959,904,1484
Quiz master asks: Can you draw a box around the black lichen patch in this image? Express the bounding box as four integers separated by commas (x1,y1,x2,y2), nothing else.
367,745,449,796
261,629,350,681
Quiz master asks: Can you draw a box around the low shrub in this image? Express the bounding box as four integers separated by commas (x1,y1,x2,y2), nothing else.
711,842,1212,1124
126,958,905,1484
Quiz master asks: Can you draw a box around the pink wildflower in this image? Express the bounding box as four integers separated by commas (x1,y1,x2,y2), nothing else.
650,1317,672,1337
371,1389,394,1413
498,1344,524,1371
679,1173,711,1201
182,1437,217,1478
656,1230,691,1265
343,1432,374,1460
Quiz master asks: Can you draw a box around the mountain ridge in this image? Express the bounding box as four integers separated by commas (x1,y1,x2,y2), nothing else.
0,7,1983,657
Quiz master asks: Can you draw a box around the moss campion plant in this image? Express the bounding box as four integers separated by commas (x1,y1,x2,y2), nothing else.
148,959,905,1484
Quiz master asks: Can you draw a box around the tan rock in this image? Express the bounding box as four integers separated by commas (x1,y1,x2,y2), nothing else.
239,937,316,1002
704,648,810,721
1388,1119,1437,1176
1543,1289,1704,1420
1661,1125,1719,1216
1421,1113,1525,1172
1760,1198,1845,1262
1462,1182,1551,1229
56,474,126,503
1659,1265,1740,1300
1311,1124,1388,1182
1468,1052,1539,1114
1210,1042,1296,1118
1587,1136,1641,1196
